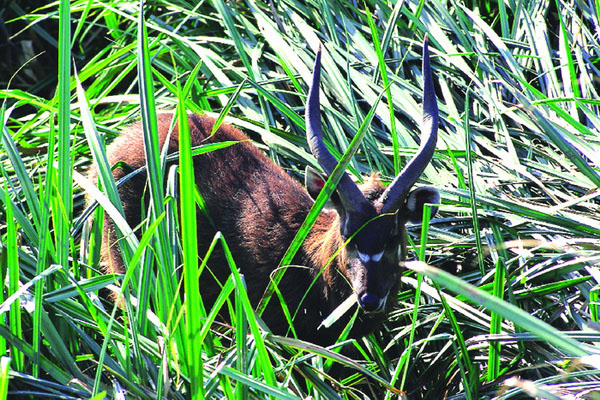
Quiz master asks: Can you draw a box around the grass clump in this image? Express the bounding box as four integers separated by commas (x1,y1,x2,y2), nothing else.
1,0,600,399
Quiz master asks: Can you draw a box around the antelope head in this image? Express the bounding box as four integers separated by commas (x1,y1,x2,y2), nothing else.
305,37,440,313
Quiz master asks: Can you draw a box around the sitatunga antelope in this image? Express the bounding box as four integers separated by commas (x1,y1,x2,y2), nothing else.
87,37,439,345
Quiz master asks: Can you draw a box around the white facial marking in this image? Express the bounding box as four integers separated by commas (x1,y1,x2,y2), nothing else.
358,250,384,263
358,251,370,263
372,251,384,262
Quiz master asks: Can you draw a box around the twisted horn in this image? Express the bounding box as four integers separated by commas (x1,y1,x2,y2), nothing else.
305,46,371,214
380,35,438,213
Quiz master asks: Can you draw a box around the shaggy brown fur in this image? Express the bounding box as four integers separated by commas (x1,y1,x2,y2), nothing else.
87,113,391,345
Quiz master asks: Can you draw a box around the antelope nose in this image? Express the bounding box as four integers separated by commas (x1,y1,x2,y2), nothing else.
359,293,380,312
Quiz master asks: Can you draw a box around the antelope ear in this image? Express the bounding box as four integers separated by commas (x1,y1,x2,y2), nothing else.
305,166,327,199
305,166,343,210
406,186,440,224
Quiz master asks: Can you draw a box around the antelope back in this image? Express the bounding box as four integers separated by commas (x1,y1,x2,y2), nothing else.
90,113,313,274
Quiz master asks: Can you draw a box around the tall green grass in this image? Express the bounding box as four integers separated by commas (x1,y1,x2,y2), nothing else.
1,0,600,399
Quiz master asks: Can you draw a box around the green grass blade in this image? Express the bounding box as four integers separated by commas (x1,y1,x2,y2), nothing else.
4,185,23,372
177,88,205,398
0,357,9,400
56,0,72,269
211,78,248,136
